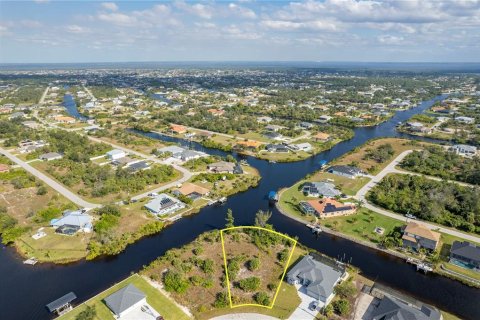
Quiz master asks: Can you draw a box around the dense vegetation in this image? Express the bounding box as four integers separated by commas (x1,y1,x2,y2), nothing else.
400,146,480,185
363,143,395,163
368,174,480,233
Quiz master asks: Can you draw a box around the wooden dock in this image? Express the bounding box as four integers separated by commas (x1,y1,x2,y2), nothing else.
406,258,433,273
306,223,322,234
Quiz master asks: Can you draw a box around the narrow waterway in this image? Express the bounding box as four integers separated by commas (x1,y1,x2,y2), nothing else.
1,95,478,320
62,94,89,121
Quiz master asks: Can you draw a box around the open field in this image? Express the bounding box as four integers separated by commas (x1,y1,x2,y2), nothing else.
58,274,190,320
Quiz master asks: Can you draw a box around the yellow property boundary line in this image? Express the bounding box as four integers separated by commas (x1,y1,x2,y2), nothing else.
220,226,297,309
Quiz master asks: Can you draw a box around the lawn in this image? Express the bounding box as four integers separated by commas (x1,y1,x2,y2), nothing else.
318,208,404,244
442,262,480,281
16,228,91,263
441,311,462,320
58,274,190,320
309,172,370,196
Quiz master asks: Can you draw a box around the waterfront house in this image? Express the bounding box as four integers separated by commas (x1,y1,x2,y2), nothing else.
144,193,185,216
236,140,262,151
106,149,127,161
39,152,63,161
170,124,187,134
401,222,440,251
207,161,236,173
300,198,356,218
370,295,441,320
450,241,480,269
104,284,147,318
451,144,477,157
266,144,290,153
327,165,363,179
455,116,475,124
173,182,210,200
286,255,346,304
288,142,313,152
302,181,341,198
313,132,331,142
50,210,93,235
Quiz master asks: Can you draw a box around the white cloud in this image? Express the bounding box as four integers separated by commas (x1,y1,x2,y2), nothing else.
97,12,138,27
261,19,339,32
66,25,89,34
101,2,118,12
377,35,405,45
175,1,213,19
228,3,256,19
20,20,43,28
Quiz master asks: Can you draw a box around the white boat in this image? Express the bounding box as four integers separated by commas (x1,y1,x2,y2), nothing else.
23,257,38,265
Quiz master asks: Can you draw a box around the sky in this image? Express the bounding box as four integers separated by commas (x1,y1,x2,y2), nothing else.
0,0,479,63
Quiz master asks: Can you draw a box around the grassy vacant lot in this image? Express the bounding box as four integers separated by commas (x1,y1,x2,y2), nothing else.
142,230,305,319
58,274,190,320
16,228,91,263
319,208,404,244
93,128,167,155
334,138,427,174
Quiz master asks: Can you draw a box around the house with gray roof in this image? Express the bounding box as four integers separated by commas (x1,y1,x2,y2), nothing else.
370,295,441,320
39,152,63,161
104,284,146,318
144,193,185,216
327,165,364,179
302,181,341,198
50,210,93,234
286,255,345,304
451,144,477,157
450,241,480,269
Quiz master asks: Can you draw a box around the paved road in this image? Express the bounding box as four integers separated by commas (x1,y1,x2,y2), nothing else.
39,86,49,105
355,150,480,244
0,146,100,209
85,136,193,201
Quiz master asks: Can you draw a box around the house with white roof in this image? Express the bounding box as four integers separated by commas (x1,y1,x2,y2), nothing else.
144,194,185,216
106,149,127,160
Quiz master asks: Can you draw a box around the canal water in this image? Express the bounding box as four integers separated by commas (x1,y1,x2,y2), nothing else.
62,94,89,121
1,95,478,320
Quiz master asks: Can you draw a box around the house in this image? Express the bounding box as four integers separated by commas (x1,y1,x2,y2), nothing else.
39,152,63,161
300,198,356,218
126,161,150,173
54,115,76,124
302,182,341,198
451,144,477,157
264,131,283,140
370,295,441,320
9,112,25,120
207,161,236,173
266,144,289,153
170,124,187,134
286,255,346,304
106,149,127,161
179,150,205,161
144,193,185,216
313,132,331,142
156,146,205,161
22,121,40,129
265,124,285,132
316,115,332,123
405,121,431,133
299,121,315,129
450,241,480,269
327,165,363,179
173,182,210,200
157,145,185,157
257,116,272,123
402,222,440,251
50,210,93,234
18,139,48,153
104,284,147,318
288,142,312,152
236,140,262,150
455,116,475,124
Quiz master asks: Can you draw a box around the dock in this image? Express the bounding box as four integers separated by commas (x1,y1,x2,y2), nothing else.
306,223,322,234
406,258,433,273
23,257,38,265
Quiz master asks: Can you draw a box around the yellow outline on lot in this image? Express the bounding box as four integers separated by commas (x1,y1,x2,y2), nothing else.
220,226,298,309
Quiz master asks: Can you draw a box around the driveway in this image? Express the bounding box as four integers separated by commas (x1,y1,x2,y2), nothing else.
288,284,322,320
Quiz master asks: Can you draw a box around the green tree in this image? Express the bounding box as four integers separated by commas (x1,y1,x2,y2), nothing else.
238,277,261,292
247,258,260,271
254,210,272,227
333,299,350,316
254,292,271,306
163,271,189,294
225,209,235,228
75,306,96,320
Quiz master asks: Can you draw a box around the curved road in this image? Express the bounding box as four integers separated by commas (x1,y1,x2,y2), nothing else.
355,150,480,244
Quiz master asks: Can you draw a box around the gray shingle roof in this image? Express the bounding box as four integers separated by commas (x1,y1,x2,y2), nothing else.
371,296,441,320
451,241,480,263
104,284,146,316
287,255,344,300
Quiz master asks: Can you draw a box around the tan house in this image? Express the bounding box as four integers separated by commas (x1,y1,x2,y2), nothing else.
173,183,210,200
313,132,331,142
170,124,187,134
402,222,441,251
300,198,356,219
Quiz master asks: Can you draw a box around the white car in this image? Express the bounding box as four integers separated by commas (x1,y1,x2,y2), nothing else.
405,214,417,220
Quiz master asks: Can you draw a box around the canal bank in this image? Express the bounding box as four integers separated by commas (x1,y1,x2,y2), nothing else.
1,94,479,320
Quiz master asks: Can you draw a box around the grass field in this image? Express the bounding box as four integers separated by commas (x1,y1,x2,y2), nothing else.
16,228,90,263
442,262,480,281
58,274,190,320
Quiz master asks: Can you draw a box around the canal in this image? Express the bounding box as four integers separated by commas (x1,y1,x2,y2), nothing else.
1,95,478,320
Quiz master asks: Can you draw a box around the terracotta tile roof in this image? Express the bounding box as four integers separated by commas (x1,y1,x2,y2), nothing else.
0,164,10,172
237,140,262,148
170,124,187,133
404,222,441,242
176,183,210,196
306,198,355,215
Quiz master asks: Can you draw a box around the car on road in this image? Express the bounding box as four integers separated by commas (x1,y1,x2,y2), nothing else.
309,301,319,311
406,214,417,219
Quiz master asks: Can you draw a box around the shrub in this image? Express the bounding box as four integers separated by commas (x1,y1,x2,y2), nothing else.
75,306,96,320
277,248,289,263
164,271,189,294
254,292,270,306
333,299,350,316
247,258,260,271
238,277,260,292
214,292,229,308
34,207,61,223
96,204,121,216
334,281,356,299
36,185,48,195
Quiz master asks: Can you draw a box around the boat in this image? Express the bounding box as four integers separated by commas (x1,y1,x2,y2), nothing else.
269,160,276,164
240,159,249,166
216,197,227,205
319,160,328,169
268,191,279,204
